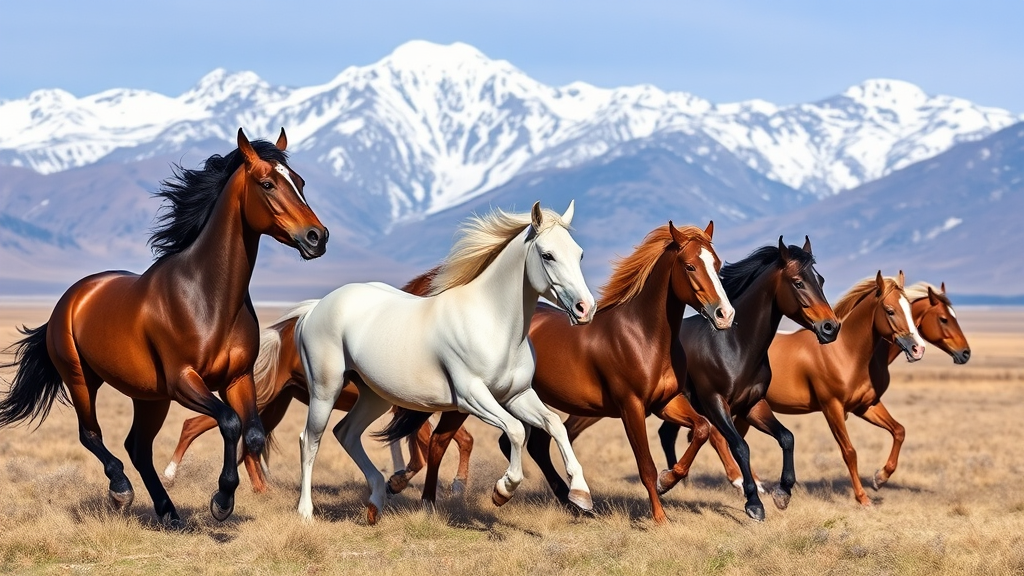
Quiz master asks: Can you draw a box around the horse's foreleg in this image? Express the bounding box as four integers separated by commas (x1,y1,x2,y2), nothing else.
164,415,218,483
506,390,593,511
821,401,872,506
451,423,474,495
856,402,905,490
418,411,469,509
221,373,267,494
744,399,796,510
698,394,766,521
171,368,243,522
654,395,710,494
657,422,682,468
458,381,527,508
333,377,392,525
125,399,178,525
620,399,669,524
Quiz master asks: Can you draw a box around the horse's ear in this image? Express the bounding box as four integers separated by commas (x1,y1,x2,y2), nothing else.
875,271,885,295
561,199,575,226
897,270,905,289
704,220,714,240
237,128,260,166
927,285,940,306
802,235,812,254
668,221,685,246
941,281,947,294
531,201,543,230
275,127,288,151
778,236,790,262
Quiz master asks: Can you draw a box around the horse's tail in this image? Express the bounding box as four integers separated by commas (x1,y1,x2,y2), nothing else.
252,326,284,409
0,324,68,429
374,407,433,444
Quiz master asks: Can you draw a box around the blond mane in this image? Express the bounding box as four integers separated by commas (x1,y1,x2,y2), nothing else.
428,206,569,296
833,276,902,319
597,224,709,310
904,282,951,306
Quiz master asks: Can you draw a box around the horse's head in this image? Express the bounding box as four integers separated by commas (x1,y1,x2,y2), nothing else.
914,282,970,364
774,236,840,344
525,200,595,325
235,128,328,260
669,221,734,330
874,271,926,362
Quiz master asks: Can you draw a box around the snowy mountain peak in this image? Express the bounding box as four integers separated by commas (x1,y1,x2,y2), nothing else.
842,78,929,109
384,40,493,69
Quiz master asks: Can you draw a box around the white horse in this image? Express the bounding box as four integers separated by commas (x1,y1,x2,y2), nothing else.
293,201,597,523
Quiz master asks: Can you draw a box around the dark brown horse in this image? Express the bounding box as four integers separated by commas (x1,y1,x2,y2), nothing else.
401,222,735,524
0,129,327,525
163,271,475,495
531,238,840,521
673,279,961,505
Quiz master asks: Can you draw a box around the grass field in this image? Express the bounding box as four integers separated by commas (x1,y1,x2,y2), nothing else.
1,303,1023,575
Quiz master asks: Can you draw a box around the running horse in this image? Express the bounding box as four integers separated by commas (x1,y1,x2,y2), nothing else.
671,278,957,505
295,202,596,524
163,270,475,495
404,222,737,524
0,129,327,525
557,238,841,520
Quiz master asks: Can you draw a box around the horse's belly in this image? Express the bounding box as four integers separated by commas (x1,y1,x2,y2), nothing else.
350,353,454,410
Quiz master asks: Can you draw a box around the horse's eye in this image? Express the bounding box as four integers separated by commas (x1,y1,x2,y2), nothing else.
886,308,895,316
261,181,273,190
541,252,555,262
685,264,696,272
795,280,805,289
940,317,949,324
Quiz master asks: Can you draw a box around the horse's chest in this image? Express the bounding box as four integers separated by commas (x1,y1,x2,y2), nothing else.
189,325,258,388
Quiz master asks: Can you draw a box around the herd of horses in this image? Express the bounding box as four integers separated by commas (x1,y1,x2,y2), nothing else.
0,129,971,529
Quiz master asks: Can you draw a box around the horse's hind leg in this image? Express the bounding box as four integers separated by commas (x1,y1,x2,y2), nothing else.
745,399,796,510
384,415,429,495
419,411,469,510
856,402,905,490
657,422,682,468
451,423,474,495
297,372,347,521
332,377,391,525
125,399,179,526
164,414,218,483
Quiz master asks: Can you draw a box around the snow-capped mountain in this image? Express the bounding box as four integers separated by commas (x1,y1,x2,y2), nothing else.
1,40,1018,228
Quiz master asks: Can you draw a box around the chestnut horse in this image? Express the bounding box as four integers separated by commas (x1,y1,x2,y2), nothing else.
163,271,475,495
0,129,327,525
672,279,962,505
403,222,735,524
537,238,840,521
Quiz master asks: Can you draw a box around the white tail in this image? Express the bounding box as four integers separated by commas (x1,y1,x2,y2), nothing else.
253,299,319,406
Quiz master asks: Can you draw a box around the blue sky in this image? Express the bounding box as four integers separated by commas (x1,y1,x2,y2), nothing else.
2,0,1021,110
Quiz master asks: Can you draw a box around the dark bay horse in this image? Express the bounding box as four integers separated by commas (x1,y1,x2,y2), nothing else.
0,129,327,525
163,271,475,495
400,222,735,524
540,238,840,521
689,279,962,504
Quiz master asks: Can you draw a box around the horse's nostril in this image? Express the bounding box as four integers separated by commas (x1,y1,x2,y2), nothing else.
962,350,971,359
306,229,320,246
822,321,835,334
575,301,586,314
715,307,725,319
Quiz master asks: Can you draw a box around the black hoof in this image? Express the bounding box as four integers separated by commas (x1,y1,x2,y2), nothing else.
210,491,234,522
745,502,766,522
108,489,134,511
161,512,185,530
772,486,791,510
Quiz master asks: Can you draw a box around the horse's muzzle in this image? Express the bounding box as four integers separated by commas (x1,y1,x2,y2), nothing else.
296,226,329,260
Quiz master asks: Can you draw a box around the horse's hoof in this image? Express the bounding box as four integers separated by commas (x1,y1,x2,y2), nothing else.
387,472,409,495
568,489,593,512
422,499,436,515
209,492,234,522
656,470,676,495
451,478,467,498
745,502,766,522
771,487,791,510
872,469,888,491
108,489,134,511
492,485,513,507
366,503,380,525
163,462,177,485
161,512,185,530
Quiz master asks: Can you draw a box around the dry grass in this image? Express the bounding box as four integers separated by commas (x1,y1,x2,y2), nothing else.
2,304,1024,576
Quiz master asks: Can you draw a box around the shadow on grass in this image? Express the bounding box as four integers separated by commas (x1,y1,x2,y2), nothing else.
70,493,254,536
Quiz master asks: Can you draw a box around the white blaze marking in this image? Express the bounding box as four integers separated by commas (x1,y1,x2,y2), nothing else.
948,305,957,319
699,248,731,317
899,295,926,347
275,163,307,205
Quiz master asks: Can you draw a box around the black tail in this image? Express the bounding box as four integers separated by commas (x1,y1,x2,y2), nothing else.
373,407,432,444
0,324,68,429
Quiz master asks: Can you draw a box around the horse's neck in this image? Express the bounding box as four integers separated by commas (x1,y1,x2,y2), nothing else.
621,250,682,342
835,296,884,369
172,173,259,324
464,228,536,347
731,267,783,352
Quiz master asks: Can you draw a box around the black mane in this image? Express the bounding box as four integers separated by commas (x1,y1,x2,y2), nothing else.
149,140,288,259
720,244,815,300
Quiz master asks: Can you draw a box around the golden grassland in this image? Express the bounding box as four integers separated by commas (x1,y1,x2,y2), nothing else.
1,304,1023,576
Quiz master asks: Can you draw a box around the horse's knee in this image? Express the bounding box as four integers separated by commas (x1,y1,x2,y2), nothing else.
778,429,794,452
245,425,266,456
893,424,906,444
219,411,242,440
505,420,526,448
691,418,711,443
